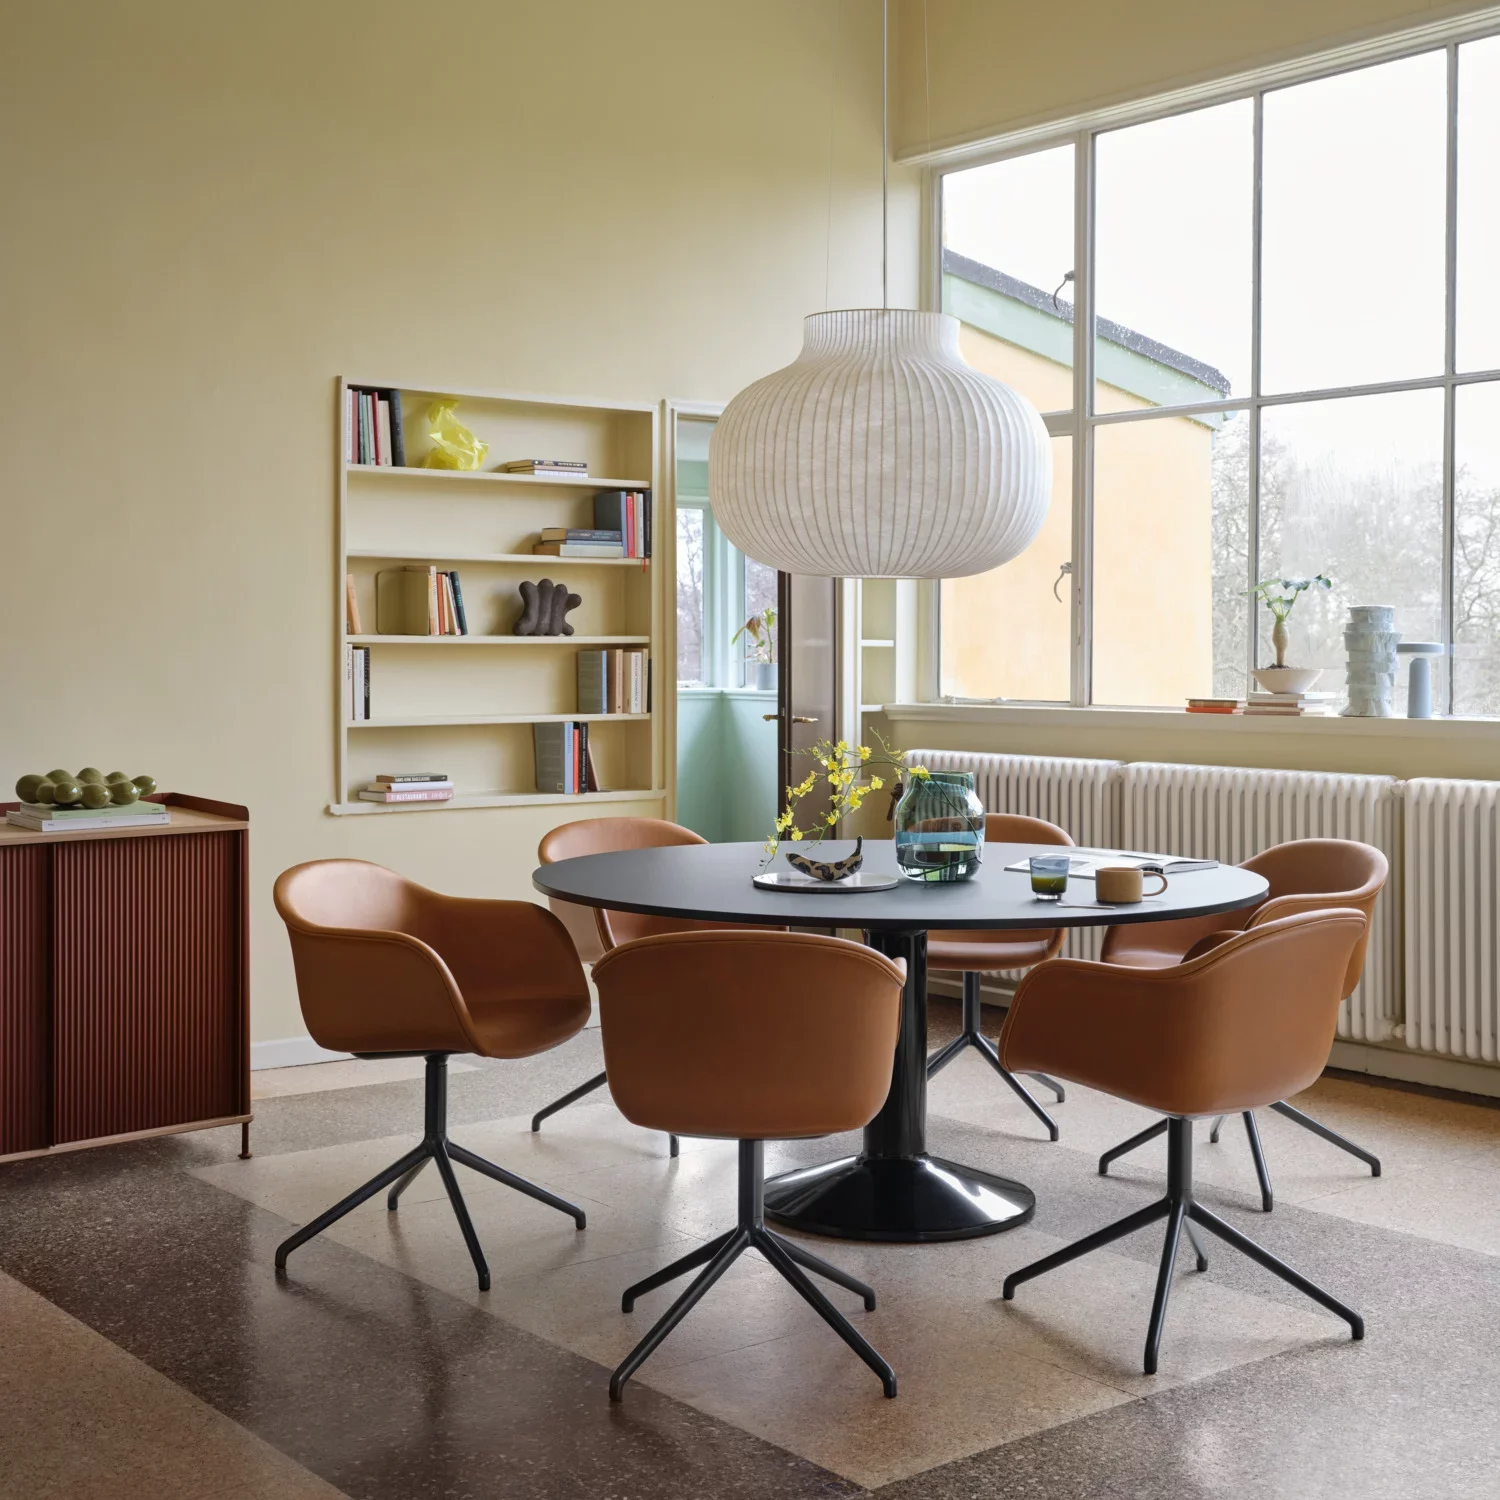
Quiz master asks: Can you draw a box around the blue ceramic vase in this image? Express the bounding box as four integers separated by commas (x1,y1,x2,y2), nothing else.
893,770,985,882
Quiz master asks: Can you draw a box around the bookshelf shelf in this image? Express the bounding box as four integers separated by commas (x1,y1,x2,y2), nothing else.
348,713,652,730
346,465,650,491
337,378,663,814
860,639,896,649
328,787,668,817
348,634,651,647
349,549,649,568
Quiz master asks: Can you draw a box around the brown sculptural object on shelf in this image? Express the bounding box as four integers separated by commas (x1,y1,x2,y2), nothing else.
515,578,582,637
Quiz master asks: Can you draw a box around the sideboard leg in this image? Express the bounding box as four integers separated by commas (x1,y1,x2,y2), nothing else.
240,1121,252,1159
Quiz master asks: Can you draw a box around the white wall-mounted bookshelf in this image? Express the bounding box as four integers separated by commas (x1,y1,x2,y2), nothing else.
331,379,666,815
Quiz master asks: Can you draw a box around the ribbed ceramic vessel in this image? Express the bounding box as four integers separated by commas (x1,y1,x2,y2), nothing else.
709,310,1052,578
1342,606,1400,717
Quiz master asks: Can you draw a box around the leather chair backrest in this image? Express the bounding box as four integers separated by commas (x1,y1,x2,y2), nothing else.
983,813,1074,849
1000,908,1368,1117
592,930,905,1139
538,817,711,957
273,858,587,1057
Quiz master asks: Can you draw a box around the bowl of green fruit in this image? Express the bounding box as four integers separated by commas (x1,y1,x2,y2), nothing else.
14,768,158,814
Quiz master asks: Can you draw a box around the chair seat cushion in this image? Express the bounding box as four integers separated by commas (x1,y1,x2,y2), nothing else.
927,930,1056,973
466,987,591,1059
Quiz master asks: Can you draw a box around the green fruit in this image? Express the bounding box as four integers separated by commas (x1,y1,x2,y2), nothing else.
51,777,83,806
33,781,57,804
15,774,44,802
109,779,138,805
46,768,72,784
81,782,111,809
106,770,130,784
131,774,158,796
77,767,105,784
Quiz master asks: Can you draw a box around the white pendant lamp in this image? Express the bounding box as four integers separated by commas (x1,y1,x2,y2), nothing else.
708,4,1051,580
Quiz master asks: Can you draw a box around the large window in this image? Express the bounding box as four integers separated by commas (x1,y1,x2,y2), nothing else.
938,30,1500,715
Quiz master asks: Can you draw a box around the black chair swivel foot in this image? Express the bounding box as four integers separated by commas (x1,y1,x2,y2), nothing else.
610,1140,895,1402
275,1053,587,1292
1011,1117,1363,1374
927,972,1066,1141
531,1069,680,1157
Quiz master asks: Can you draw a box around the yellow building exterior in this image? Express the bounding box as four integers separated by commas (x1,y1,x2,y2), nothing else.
939,253,1226,706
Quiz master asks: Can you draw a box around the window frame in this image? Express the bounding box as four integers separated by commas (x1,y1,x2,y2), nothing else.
927,15,1500,717
675,494,770,692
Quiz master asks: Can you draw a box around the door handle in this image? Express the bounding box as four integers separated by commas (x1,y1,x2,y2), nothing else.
763,714,819,723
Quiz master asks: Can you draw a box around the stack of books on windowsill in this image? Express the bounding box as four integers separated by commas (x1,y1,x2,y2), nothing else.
1243,691,1338,717
533,528,625,558
501,459,588,480
358,775,454,804
1185,697,1241,715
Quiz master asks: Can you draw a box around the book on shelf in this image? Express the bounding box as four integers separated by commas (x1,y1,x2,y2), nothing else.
357,785,453,803
374,773,451,786
1186,697,1239,714
532,541,625,558
8,804,170,832
501,459,588,477
593,490,652,559
375,566,470,636
345,644,371,721
539,528,623,543
577,648,649,715
1243,690,1336,717
533,721,599,794
347,387,405,467
345,573,363,634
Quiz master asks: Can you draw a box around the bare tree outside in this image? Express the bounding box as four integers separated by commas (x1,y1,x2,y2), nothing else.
676,508,705,685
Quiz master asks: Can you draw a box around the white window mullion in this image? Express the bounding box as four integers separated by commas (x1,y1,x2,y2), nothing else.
1246,89,1265,688
1072,129,1095,708
1441,41,1460,713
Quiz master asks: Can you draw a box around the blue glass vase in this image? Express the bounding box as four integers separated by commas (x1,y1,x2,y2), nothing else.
893,770,985,882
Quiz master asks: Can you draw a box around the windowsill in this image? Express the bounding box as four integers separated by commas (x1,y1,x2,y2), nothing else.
877,701,1500,740
677,685,776,700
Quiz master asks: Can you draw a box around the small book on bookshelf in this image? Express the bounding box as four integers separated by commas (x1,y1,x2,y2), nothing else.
374,773,450,786
593,491,652,559
533,541,625,558
578,648,648,715
347,387,405,467
358,779,453,803
533,721,597,794
501,459,588,478
375,566,469,635
345,645,371,721
346,573,363,634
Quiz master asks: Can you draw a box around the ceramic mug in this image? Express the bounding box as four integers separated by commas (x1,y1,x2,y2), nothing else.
1096,865,1168,904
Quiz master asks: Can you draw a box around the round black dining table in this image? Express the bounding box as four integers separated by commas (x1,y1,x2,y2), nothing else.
533,839,1268,1244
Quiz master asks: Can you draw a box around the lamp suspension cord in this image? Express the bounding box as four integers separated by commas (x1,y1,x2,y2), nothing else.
824,0,840,311
881,0,889,311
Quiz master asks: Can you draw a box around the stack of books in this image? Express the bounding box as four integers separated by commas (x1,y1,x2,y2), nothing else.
344,644,371,721
375,565,470,635
1186,697,1240,715
576,649,650,714
501,459,588,480
1244,691,1337,717
347,387,406,467
534,723,597,794
7,800,170,833
533,528,627,558
358,774,453,804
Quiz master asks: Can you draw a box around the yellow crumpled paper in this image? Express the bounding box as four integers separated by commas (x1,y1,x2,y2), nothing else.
421,399,488,471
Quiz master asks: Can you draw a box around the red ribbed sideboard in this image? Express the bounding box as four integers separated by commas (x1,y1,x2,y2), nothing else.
0,793,250,1163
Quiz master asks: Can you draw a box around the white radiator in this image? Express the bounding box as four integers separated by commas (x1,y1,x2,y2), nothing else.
1403,779,1500,1062
1119,762,1403,1043
907,748,1122,960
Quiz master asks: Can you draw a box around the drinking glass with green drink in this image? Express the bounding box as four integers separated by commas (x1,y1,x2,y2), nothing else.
1029,853,1070,901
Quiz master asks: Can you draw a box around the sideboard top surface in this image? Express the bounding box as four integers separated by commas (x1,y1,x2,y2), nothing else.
0,796,248,846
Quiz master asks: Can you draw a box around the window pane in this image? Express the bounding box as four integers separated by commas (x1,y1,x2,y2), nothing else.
741,555,778,685
676,508,705,685
1458,37,1500,373
1454,382,1500,716
1262,52,1446,393
1093,414,1245,705
941,145,1075,415
941,436,1071,701
1095,100,1252,413
1259,390,1443,712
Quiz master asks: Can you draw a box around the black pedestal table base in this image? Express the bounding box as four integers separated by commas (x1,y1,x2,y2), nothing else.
764,925,1036,1242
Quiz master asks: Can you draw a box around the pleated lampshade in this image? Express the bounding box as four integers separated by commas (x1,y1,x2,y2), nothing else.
709,308,1052,579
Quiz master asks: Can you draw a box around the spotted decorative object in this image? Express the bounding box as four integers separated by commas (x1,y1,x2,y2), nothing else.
786,837,865,884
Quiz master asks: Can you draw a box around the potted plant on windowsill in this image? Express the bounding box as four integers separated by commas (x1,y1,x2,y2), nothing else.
732,606,777,691
1249,574,1332,695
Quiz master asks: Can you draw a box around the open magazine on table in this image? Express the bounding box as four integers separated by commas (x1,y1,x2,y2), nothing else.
1002,848,1220,878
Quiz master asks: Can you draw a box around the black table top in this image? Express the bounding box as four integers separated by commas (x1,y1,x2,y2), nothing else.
532,840,1269,932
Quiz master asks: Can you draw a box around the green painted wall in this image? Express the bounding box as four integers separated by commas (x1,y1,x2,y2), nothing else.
675,689,777,844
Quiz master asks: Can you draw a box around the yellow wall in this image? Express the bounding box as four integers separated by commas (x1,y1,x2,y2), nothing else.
941,327,1215,705
894,0,1497,155
0,0,910,1047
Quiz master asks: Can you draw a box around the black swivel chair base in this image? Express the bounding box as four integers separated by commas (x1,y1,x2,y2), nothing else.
274,1053,586,1292
1099,1100,1382,1213
926,972,1066,1141
1009,1116,1364,1375
531,1069,680,1158
610,1139,896,1403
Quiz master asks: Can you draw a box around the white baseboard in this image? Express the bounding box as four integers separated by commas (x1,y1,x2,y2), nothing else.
1327,1039,1500,1099
250,1037,353,1071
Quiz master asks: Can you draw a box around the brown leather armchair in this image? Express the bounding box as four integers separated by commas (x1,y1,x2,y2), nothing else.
592,929,905,1402
1097,838,1389,1209
271,859,592,1291
926,814,1074,1140
1000,909,1369,1375
533,817,779,1155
